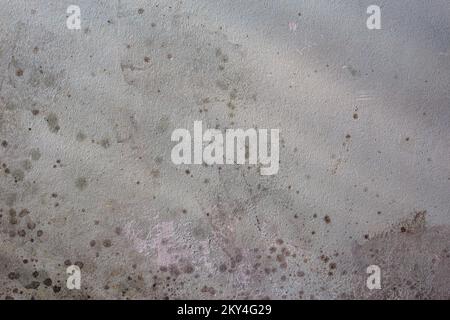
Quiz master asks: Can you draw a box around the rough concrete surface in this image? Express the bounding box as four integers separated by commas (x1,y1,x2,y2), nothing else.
0,0,449,300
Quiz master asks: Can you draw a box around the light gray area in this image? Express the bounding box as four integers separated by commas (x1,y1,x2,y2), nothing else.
0,0,449,299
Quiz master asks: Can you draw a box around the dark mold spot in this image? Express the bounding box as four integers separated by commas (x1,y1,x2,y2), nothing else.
8,272,20,280
12,169,25,182
103,239,112,247
219,263,227,272
45,113,60,133
76,132,86,142
75,177,88,191
43,278,52,286
25,281,40,290
99,138,110,149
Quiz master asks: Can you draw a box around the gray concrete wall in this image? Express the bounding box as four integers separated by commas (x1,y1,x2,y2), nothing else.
0,0,449,299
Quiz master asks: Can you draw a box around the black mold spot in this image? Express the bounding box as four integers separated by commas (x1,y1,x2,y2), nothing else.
103,239,112,247
43,278,52,286
8,272,20,280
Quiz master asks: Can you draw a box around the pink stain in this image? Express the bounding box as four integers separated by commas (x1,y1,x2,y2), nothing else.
124,220,213,271
288,21,297,32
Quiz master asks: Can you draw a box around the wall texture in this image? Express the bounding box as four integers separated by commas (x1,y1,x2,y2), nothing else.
0,0,449,299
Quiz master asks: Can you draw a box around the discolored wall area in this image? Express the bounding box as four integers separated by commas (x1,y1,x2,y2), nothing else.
0,0,449,299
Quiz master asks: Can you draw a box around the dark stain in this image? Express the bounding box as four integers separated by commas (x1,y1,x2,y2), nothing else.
30,149,41,161
99,138,110,149
12,169,25,182
215,80,229,91
45,113,60,133
75,177,88,191
8,272,20,280
103,239,112,247
25,281,40,290
76,132,86,142
43,278,52,286
345,65,359,77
